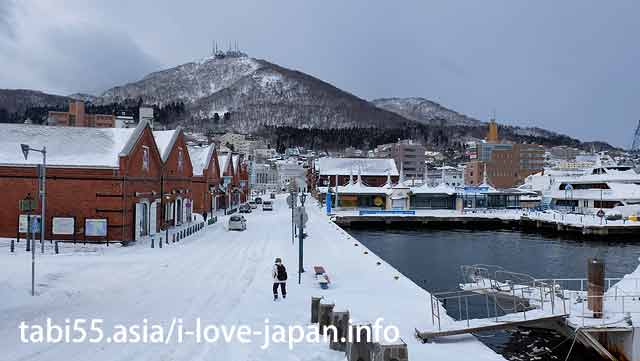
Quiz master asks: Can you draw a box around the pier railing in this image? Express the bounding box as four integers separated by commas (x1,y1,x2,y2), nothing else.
430,271,640,331
430,279,567,331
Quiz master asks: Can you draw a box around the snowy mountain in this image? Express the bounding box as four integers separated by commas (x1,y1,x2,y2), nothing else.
96,56,410,131
0,89,69,114
372,97,482,126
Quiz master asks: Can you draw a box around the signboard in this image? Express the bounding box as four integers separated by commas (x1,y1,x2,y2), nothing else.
19,199,37,212
19,214,41,234
85,219,107,237
52,217,75,235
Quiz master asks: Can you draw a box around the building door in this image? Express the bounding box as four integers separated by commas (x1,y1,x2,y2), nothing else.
150,201,157,235
176,198,183,225
134,202,149,241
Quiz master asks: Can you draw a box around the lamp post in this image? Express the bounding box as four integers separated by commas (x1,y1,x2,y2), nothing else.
21,144,46,296
289,187,297,245
298,192,307,284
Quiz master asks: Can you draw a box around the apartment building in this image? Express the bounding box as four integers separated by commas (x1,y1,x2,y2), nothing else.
375,140,425,180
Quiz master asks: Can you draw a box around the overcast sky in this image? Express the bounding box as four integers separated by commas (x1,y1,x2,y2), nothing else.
0,0,638,147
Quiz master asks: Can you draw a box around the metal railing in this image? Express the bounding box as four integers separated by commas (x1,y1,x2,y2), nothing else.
429,265,640,332
430,281,561,331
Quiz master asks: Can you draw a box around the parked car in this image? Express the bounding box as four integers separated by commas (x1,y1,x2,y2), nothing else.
228,215,247,231
248,201,257,209
270,193,276,199
254,197,263,204
262,201,274,211
239,204,252,213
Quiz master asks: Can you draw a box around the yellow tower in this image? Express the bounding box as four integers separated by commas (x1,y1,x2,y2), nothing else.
487,118,499,143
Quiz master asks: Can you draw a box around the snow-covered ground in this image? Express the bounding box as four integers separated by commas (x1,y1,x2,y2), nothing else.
1,195,503,361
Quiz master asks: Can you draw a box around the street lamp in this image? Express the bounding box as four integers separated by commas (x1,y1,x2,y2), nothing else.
297,191,307,284
21,144,46,296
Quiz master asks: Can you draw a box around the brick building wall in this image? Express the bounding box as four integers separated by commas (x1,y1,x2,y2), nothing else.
0,126,163,241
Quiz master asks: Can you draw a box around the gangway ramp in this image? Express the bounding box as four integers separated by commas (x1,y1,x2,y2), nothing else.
416,314,568,342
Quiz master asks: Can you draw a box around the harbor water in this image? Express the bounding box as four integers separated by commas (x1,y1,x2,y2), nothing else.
346,228,640,360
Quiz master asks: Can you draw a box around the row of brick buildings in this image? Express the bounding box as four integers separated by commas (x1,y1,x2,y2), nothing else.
0,120,249,242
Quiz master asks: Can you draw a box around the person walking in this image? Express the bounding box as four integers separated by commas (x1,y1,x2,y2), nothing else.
272,257,287,301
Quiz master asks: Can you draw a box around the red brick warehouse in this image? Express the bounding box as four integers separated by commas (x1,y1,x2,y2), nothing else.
0,120,163,242
188,144,221,217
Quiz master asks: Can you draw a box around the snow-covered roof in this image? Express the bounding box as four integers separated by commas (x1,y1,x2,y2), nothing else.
218,153,231,175
188,145,215,176
232,154,240,171
153,128,180,162
0,123,139,168
410,183,457,195
317,158,399,176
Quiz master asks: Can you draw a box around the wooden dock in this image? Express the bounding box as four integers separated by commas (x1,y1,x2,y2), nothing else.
415,314,568,342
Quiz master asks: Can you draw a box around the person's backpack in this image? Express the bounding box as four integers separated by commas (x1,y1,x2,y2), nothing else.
276,264,287,281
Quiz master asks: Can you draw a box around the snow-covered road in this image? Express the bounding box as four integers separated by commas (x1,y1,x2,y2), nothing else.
1,196,503,361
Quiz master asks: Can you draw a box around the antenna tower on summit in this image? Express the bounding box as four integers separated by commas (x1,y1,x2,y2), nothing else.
631,120,640,151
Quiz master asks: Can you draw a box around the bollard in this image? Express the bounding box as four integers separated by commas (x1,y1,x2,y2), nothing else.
345,324,373,361
173,234,176,243
311,297,322,323
318,302,335,334
54,241,59,254
159,238,163,248
329,311,350,351
10,239,15,253
26,239,31,252
371,341,409,361
151,238,154,248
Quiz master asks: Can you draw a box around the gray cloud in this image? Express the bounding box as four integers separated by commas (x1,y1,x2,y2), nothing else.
35,25,159,94
0,0,638,147
0,0,15,40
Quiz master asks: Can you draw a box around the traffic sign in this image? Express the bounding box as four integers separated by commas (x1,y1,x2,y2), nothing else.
287,194,298,208
597,209,605,218
294,206,308,227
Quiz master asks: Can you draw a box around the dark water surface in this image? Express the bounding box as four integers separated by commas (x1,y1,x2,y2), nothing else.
346,228,640,361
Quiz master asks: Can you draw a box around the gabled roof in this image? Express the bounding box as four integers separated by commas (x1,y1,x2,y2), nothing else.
188,144,215,176
153,127,181,162
410,183,457,195
217,153,231,176
232,154,240,172
0,122,144,168
317,158,399,176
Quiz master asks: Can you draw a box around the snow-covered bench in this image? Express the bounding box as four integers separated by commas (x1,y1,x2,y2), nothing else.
314,266,331,289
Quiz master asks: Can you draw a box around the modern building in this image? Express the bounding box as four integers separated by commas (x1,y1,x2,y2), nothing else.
278,160,307,192
115,113,136,128
375,140,426,180
465,120,544,188
139,107,154,129
251,162,279,193
426,165,465,187
48,101,115,128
